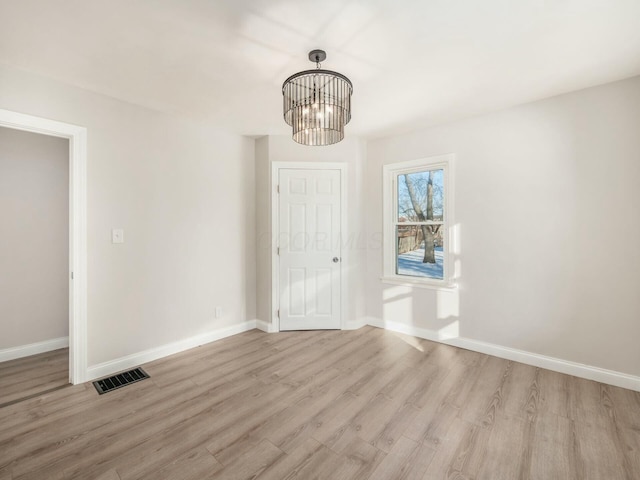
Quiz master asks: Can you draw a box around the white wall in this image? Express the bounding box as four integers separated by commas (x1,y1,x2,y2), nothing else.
365,75,640,377
254,135,368,330
0,127,69,349
0,65,256,366
254,137,272,328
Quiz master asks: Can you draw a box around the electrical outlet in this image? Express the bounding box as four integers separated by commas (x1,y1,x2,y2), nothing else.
215,306,222,318
112,229,124,244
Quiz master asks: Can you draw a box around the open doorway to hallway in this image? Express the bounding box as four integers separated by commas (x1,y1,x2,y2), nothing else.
0,126,70,406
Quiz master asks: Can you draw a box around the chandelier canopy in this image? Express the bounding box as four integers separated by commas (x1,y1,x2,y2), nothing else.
282,50,353,146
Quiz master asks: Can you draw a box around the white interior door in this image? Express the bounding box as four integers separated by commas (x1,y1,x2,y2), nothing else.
278,168,341,330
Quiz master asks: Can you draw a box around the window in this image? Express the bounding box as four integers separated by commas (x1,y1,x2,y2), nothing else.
382,154,455,288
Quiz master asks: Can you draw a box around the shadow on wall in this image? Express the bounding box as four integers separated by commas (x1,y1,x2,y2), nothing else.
271,221,462,336
380,222,462,343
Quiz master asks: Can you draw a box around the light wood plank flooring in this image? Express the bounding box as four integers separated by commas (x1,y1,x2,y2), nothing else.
1,327,639,479
0,348,69,408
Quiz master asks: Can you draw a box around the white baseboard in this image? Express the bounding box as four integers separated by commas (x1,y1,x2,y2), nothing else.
85,321,256,382
367,318,640,392
344,318,369,330
0,337,69,363
256,319,368,332
256,319,276,333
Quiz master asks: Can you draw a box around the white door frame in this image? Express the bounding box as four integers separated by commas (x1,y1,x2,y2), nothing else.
0,109,88,384
271,162,347,332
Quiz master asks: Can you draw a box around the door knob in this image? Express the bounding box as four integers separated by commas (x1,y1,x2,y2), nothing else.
332,257,340,263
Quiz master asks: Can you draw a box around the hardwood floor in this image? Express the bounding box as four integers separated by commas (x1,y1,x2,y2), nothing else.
0,327,639,479
0,348,69,407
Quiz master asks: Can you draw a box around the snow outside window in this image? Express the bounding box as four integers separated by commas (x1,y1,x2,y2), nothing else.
382,155,455,289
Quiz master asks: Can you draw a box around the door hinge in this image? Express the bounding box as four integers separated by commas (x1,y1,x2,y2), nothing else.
71,271,74,280
277,309,280,318
277,247,280,255
277,185,280,194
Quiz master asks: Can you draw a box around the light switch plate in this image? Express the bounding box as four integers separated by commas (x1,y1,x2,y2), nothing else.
112,229,124,244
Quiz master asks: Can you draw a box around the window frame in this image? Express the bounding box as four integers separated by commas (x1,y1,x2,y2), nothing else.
382,154,456,289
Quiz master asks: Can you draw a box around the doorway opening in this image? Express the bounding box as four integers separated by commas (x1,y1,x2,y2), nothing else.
0,127,69,405
0,109,87,393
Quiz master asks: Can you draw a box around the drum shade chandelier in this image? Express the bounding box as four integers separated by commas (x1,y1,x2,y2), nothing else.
282,50,353,146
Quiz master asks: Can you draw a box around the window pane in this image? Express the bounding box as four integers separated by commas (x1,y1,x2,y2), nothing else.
396,225,444,279
397,169,444,221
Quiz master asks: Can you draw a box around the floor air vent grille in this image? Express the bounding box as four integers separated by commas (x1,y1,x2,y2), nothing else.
93,367,150,394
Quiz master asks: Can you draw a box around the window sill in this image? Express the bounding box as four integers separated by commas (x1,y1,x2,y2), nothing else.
380,276,458,291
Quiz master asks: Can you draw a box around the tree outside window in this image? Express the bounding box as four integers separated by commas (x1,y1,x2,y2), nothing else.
382,154,453,288
396,169,444,279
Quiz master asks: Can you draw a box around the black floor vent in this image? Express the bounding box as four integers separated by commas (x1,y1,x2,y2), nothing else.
93,367,150,395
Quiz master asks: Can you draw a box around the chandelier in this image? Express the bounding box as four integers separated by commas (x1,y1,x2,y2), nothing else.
282,50,353,146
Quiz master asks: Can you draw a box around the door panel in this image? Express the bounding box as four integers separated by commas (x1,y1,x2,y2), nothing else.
279,168,341,330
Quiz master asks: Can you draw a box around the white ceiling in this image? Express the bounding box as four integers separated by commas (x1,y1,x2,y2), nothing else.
1,0,640,139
